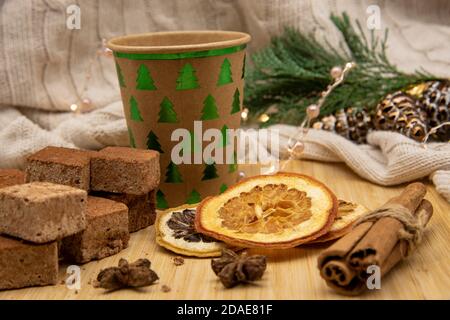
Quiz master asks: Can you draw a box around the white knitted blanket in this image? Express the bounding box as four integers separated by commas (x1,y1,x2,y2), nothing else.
0,0,449,201
1,104,449,202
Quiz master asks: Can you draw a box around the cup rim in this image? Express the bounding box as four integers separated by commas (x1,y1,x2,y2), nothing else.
107,30,251,54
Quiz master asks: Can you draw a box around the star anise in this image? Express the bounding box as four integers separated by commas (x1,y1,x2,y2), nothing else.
211,249,267,288
94,258,159,291
167,209,215,243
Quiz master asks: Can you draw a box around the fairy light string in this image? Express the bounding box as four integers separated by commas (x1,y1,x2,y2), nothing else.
264,62,448,175
281,62,356,168
421,121,450,146
70,38,113,114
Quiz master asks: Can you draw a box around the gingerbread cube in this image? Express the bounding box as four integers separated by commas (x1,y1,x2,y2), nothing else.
0,182,87,243
90,147,159,195
91,190,156,232
26,146,92,190
0,236,58,290
61,196,130,263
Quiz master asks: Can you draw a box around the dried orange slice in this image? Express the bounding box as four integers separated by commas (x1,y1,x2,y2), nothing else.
195,173,338,249
155,204,226,257
311,200,368,243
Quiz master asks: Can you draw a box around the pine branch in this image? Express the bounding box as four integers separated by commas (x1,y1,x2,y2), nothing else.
244,12,438,126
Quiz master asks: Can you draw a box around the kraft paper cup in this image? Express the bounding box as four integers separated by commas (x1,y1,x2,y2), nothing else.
108,31,251,209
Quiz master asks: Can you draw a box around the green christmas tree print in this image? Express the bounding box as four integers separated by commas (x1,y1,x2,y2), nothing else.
128,128,136,148
230,88,241,114
229,151,237,173
241,54,246,79
202,162,219,180
176,63,200,90
219,183,228,194
130,96,143,122
116,63,126,88
156,190,169,209
217,58,233,86
158,97,178,123
200,94,219,120
136,64,156,90
165,161,183,183
219,124,230,148
186,189,201,204
146,130,163,153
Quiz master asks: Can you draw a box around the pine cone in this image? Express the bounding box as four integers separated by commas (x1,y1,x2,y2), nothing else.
373,91,427,142
313,107,373,144
417,80,449,141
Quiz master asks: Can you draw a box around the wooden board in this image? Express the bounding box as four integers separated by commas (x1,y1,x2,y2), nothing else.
1,160,449,300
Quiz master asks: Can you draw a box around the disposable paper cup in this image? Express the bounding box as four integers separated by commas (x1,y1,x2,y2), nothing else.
108,31,251,208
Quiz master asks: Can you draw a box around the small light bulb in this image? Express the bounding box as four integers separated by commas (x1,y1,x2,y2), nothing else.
345,62,355,69
259,114,270,123
306,104,320,120
330,66,343,79
241,108,249,120
288,141,305,158
82,98,92,106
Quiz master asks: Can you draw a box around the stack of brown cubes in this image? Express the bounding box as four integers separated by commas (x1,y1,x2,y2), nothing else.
0,146,160,290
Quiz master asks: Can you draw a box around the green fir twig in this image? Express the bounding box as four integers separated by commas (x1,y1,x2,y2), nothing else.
244,12,437,126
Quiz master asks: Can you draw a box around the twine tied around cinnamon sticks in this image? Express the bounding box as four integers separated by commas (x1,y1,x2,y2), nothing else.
318,182,433,296
354,203,429,257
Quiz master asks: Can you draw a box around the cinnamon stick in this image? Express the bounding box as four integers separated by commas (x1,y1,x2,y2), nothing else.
347,183,426,270
317,183,433,296
380,199,433,275
316,223,373,295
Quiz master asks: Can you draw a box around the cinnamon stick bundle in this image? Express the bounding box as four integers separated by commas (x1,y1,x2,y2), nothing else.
317,182,433,295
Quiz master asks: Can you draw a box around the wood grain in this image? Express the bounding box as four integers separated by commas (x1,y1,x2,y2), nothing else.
0,160,449,300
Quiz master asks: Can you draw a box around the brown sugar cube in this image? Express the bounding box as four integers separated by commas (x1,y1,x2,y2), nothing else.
90,147,159,195
0,182,87,243
0,169,25,189
0,236,58,290
91,190,156,232
26,146,91,190
61,196,130,263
